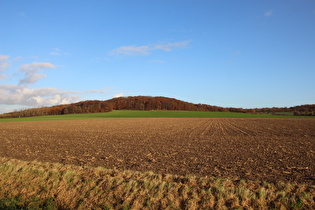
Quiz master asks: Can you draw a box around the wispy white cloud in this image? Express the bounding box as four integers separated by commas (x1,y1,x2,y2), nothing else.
0,55,9,62
111,40,190,56
87,88,110,94
0,85,80,108
0,63,10,71
18,62,56,85
0,55,10,80
264,10,273,17
153,41,191,51
0,74,6,80
111,45,150,56
0,60,81,113
19,62,56,72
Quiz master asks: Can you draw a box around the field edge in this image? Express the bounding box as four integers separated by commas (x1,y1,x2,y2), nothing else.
0,157,314,209
1,110,312,122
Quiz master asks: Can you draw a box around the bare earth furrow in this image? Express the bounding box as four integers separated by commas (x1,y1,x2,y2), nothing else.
228,121,257,136
1,118,315,184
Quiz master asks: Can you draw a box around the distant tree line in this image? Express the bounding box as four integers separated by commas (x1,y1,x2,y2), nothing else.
2,96,315,118
291,104,315,116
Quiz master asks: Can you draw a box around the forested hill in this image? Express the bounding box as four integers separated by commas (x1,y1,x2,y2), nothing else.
101,96,227,112
2,96,315,118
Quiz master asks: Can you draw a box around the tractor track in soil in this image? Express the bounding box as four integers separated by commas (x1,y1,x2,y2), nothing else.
1,118,315,184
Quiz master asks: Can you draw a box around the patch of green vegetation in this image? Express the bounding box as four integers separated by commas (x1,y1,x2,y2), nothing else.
0,110,311,122
0,197,22,209
0,197,57,210
274,112,294,116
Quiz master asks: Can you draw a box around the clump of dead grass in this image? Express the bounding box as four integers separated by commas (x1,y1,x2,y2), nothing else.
0,157,314,209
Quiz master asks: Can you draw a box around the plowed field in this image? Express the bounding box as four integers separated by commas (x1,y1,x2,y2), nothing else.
1,118,314,184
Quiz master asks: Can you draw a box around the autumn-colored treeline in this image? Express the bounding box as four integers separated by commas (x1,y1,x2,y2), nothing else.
5,96,225,118
5,100,114,118
107,96,228,112
2,96,315,118
291,104,315,116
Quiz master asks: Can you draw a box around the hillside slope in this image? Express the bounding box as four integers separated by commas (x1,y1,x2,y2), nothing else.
2,96,315,118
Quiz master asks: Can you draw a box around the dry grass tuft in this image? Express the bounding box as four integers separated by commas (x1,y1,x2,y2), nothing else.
0,157,314,209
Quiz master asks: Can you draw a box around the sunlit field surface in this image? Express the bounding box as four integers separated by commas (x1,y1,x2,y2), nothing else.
0,110,310,122
1,117,314,209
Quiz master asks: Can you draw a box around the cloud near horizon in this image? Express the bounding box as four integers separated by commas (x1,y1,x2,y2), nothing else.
111,40,190,56
0,60,81,112
0,85,80,108
113,93,124,98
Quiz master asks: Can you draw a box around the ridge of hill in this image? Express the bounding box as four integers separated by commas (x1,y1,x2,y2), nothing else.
2,96,315,118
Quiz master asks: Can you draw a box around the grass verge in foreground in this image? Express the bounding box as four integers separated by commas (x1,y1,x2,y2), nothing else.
0,157,314,209
0,110,311,122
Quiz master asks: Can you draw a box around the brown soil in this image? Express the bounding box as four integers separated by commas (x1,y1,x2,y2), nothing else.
1,118,314,184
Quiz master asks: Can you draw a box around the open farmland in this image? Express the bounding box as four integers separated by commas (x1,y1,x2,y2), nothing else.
1,118,314,184
0,110,309,122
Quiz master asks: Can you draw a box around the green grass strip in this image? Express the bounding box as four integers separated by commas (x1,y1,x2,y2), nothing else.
0,110,311,122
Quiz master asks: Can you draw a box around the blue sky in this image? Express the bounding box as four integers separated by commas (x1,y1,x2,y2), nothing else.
1,0,315,113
